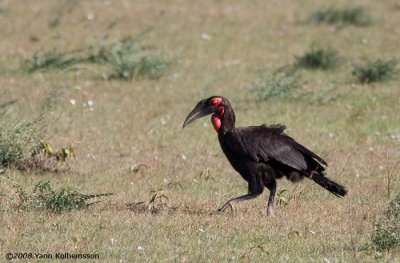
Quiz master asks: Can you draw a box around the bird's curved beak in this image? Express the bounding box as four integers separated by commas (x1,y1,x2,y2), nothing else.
182,101,215,128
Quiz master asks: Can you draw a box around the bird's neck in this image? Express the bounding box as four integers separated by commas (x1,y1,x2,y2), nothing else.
214,104,235,135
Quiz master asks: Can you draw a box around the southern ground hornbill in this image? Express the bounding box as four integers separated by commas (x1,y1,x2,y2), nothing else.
183,96,347,216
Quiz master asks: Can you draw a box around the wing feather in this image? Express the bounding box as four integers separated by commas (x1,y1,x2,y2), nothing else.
224,124,326,171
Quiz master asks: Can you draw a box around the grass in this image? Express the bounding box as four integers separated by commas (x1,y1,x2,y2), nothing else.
25,49,84,73
48,0,80,28
24,34,170,80
296,46,340,70
352,59,398,84
252,68,304,101
87,35,170,80
0,114,44,170
310,6,373,28
13,180,112,213
389,194,400,220
0,97,75,173
373,194,400,251
0,0,399,262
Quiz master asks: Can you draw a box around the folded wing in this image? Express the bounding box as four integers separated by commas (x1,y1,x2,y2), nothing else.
223,124,327,171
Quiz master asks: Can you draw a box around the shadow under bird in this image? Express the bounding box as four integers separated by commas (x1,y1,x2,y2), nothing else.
183,96,347,216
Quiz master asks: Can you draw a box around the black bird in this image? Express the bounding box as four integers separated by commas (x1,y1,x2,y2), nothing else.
183,96,347,216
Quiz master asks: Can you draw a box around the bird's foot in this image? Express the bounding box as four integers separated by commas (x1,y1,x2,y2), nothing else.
217,202,234,213
267,207,274,217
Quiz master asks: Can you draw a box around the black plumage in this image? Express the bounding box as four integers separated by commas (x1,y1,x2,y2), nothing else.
183,96,347,215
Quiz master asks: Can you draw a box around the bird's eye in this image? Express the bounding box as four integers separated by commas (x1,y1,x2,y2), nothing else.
209,97,222,106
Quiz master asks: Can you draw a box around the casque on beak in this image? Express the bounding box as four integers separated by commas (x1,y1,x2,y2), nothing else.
182,100,215,128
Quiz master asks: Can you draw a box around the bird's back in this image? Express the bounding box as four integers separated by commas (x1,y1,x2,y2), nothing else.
219,124,327,178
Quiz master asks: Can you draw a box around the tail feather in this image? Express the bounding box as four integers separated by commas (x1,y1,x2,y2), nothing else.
308,172,347,197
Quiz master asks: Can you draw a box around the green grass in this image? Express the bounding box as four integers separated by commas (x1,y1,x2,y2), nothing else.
87,36,170,80
310,6,373,28
24,34,170,80
352,59,398,84
389,194,400,220
296,46,340,70
253,68,304,101
25,49,84,73
13,180,112,213
373,194,400,251
0,114,44,169
0,0,399,262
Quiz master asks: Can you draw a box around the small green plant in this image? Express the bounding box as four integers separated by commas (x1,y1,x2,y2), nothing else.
296,47,340,70
253,68,304,101
25,49,84,73
372,193,400,251
373,225,400,252
352,59,398,84
14,180,112,213
87,36,169,80
389,194,400,220
0,116,44,169
25,32,170,80
310,6,372,28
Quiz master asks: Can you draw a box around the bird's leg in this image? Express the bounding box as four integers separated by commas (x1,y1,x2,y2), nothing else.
218,193,259,212
266,180,277,216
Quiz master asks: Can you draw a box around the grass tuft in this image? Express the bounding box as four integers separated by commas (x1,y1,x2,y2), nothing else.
14,180,113,213
25,34,170,80
373,226,400,252
253,68,304,101
88,36,169,80
0,98,73,173
25,49,84,73
0,116,44,170
352,59,398,84
310,6,372,27
389,194,400,221
372,194,400,251
296,46,340,70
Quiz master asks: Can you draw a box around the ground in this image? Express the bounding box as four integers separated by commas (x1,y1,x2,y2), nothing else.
0,0,399,262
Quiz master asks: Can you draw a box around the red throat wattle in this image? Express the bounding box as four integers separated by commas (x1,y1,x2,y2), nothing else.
211,106,224,132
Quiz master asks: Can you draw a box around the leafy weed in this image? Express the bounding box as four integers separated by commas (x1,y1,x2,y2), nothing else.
14,180,112,213
352,59,398,84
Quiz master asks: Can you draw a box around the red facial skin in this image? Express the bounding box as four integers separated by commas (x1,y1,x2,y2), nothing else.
211,114,221,131
211,106,224,132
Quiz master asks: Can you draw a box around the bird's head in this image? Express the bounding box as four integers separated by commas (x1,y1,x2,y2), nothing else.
182,96,227,132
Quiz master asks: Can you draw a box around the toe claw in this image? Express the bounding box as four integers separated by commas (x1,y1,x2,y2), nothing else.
218,202,234,213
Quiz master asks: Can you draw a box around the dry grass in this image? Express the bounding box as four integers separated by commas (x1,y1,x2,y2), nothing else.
0,0,399,262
